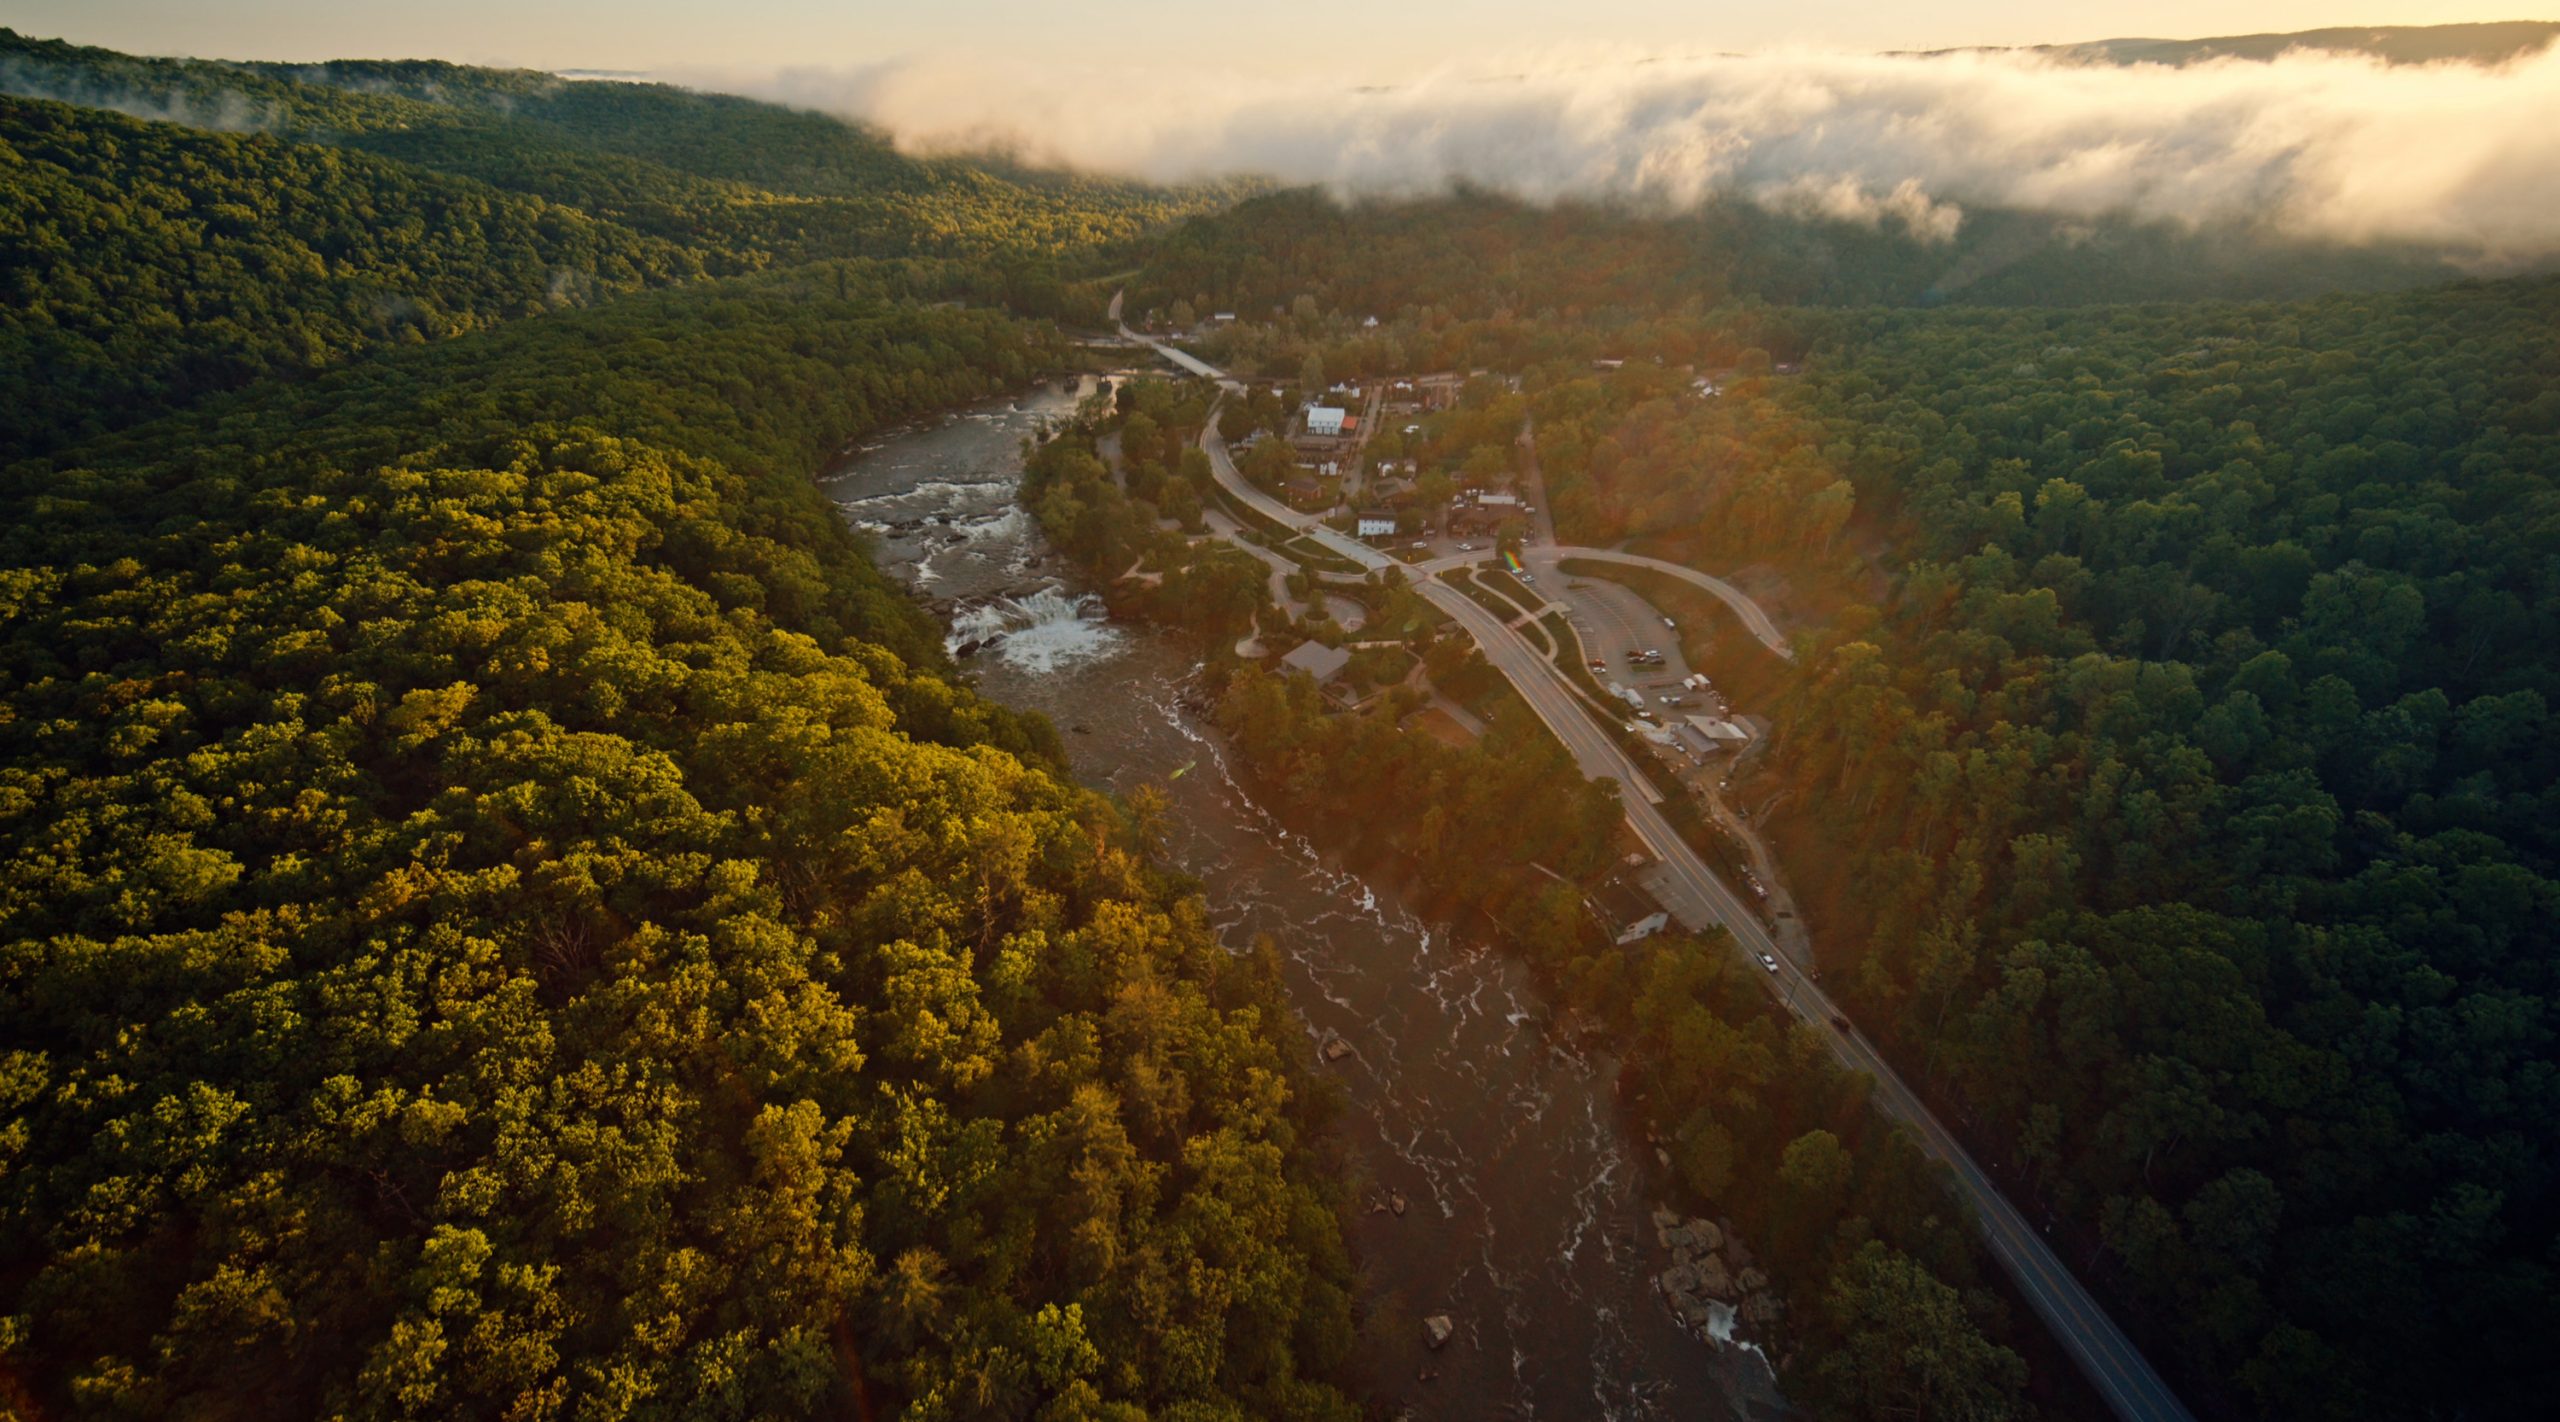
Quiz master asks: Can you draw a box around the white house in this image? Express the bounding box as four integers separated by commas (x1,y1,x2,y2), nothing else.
1305,406,1347,438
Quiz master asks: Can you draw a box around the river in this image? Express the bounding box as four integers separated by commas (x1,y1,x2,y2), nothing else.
822,380,1777,1421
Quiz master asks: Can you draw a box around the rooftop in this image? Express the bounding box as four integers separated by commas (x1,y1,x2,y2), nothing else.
1590,876,1667,931
1685,715,1752,741
1280,640,1352,684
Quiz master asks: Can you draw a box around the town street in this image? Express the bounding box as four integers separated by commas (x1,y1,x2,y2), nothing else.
1118,318,2200,1422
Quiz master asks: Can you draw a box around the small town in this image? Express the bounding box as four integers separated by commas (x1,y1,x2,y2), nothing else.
1074,296,1811,1002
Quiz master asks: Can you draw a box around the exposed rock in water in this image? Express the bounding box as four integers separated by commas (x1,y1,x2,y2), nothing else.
1321,1035,1353,1062
1660,1263,1700,1297
1422,1315,1455,1350
1741,1292,1783,1327
1390,1191,1409,1217
1664,1217,1723,1255
1696,1253,1735,1301
1737,1266,1768,1294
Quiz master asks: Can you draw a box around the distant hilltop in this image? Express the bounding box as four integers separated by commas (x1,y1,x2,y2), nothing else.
1911,19,2560,67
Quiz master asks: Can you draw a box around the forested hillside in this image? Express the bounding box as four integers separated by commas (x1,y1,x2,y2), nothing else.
0,29,1238,273
1768,283,2560,1420
1525,279,2560,1418
0,28,1238,460
1133,188,2462,323
0,76,1357,1421
0,93,704,462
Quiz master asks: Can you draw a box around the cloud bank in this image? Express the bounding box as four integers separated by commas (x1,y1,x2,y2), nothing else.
713,42,2560,264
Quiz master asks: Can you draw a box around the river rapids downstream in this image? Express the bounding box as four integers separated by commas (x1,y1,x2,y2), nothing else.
822,381,1779,1421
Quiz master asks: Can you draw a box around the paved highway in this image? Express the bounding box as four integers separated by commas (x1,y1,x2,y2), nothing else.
1117,322,2197,1422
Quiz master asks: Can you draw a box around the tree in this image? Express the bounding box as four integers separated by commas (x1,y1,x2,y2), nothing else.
1813,1243,2027,1422
1776,1129,1854,1259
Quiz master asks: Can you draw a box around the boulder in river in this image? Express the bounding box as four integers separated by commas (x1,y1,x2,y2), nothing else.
1695,1253,1735,1301
1659,1263,1700,1297
1670,1218,1724,1254
1737,1266,1768,1294
1422,1315,1455,1350
1320,1036,1353,1062
1722,1226,1754,1269
1389,1191,1409,1217
1650,1205,1681,1241
1741,1291,1782,1327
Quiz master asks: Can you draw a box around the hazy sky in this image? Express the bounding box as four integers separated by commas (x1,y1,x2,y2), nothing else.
12,1,2557,74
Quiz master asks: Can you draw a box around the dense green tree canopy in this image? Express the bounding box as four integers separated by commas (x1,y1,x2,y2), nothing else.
1,185,1356,1422
0,92,702,461
1528,277,2560,1419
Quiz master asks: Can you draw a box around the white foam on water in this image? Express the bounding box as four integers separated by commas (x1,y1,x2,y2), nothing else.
960,505,1029,543
948,588,1123,672
1704,1300,1777,1379
833,476,1014,512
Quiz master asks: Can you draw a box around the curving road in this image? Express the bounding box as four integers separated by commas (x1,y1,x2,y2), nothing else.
1119,321,2197,1422
1542,546,1793,661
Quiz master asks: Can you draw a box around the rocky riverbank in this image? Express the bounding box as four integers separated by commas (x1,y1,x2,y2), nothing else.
1651,1207,1784,1354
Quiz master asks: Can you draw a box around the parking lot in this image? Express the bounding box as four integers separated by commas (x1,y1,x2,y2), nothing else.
1554,573,1733,725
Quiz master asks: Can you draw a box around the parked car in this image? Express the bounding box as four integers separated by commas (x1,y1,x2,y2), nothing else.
1588,658,1608,672
1456,541,1476,551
